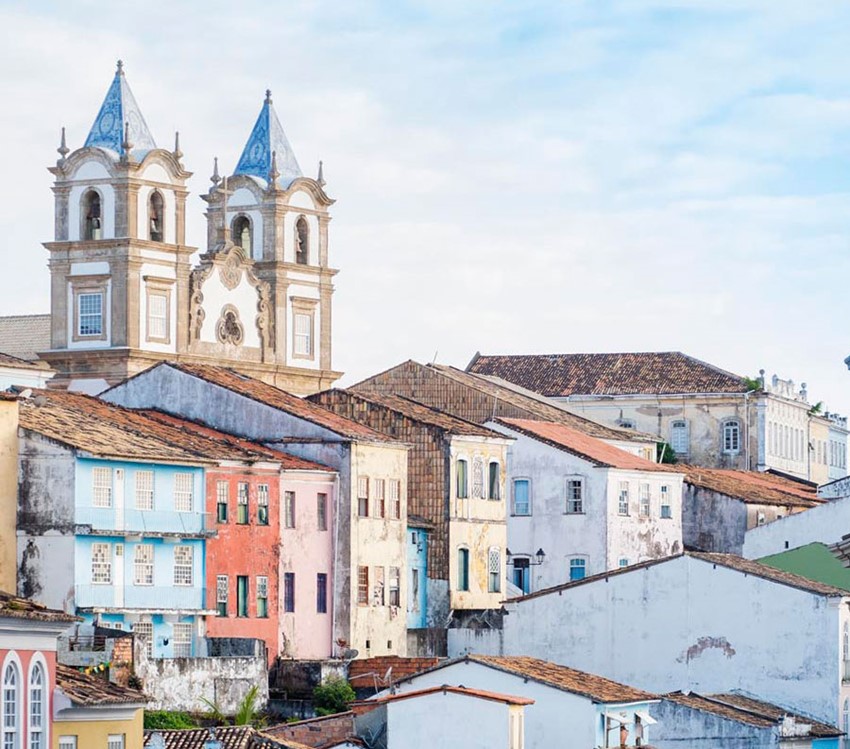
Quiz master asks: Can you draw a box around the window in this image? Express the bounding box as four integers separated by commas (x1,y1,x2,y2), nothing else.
284,491,295,529
619,558,629,568
237,483,249,524
146,291,168,341
133,621,153,659
618,418,635,429
92,467,112,508
488,547,501,593
91,543,112,584
232,215,252,253
173,473,193,513
58,739,77,749
316,573,327,614
357,566,369,605
639,483,651,517
512,479,530,516
411,568,420,610
472,456,484,499
173,546,193,586
512,558,530,594
134,544,154,586
757,511,766,526
135,470,154,511
389,480,401,519
660,485,672,519
149,190,164,241
456,459,469,499
293,312,313,357
78,291,103,337
569,558,586,581
83,189,102,240
283,573,295,613
257,484,269,525
566,478,583,514
237,575,249,617
107,735,125,749
295,216,309,264
389,567,400,607
357,477,369,517
216,575,228,617
374,479,386,518
257,576,268,618
670,420,689,454
722,420,741,454
317,493,327,530
458,548,470,592
216,481,228,523
488,461,501,500
373,567,385,606
618,481,630,515
172,624,192,658
28,661,44,749
3,661,19,749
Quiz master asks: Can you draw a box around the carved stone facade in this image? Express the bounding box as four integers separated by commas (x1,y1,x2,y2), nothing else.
41,63,341,395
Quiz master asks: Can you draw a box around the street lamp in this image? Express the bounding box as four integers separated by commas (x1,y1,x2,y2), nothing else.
506,548,546,566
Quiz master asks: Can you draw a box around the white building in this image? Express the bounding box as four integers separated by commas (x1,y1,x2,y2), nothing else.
383,655,659,749
490,552,850,726
0,352,52,390
485,418,684,592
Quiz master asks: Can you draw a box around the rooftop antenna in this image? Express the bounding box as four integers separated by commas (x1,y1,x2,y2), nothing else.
431,350,439,364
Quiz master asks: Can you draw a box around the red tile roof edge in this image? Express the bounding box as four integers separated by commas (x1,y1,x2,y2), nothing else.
360,684,533,707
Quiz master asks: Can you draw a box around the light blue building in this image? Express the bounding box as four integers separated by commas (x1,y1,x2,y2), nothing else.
407,519,430,630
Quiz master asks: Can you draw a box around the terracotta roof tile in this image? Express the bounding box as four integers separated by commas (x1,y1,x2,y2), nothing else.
708,693,841,737
468,351,748,397
0,589,77,624
677,466,821,507
367,684,533,707
144,727,295,749
0,351,49,371
56,664,145,706
0,314,51,361
496,418,669,472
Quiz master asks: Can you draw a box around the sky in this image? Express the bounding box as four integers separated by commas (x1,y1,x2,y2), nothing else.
1,1,849,412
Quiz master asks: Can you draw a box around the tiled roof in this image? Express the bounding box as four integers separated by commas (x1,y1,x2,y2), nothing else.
264,712,357,748
509,551,850,604
468,351,749,397
0,589,77,624
348,657,442,690
678,466,821,507
144,727,296,749
370,684,533,707
56,664,145,706
0,314,51,361
665,692,841,737
163,364,393,442
0,351,49,370
351,361,654,444
496,418,668,472
467,656,656,704
309,389,507,439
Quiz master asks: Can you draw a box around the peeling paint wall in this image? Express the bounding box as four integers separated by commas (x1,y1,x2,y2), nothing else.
0,400,18,593
649,699,775,748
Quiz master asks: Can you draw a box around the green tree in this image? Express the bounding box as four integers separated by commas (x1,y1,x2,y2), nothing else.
143,711,198,730
313,675,355,716
657,442,677,464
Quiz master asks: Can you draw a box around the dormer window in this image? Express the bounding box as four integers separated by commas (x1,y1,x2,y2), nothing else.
83,190,102,240
233,215,252,253
295,216,309,264
149,191,164,241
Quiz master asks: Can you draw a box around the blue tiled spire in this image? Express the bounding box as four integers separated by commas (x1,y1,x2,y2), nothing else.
84,60,157,158
234,90,302,188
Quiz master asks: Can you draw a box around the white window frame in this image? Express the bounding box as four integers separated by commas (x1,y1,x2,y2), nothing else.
569,557,587,580
670,419,689,454
2,653,21,749
258,484,270,525
512,478,531,516
134,470,154,511
660,485,672,519
374,478,386,518
293,311,313,358
146,291,168,341
173,473,193,513
171,624,192,659
357,477,369,518
618,481,630,516
488,547,501,593
91,542,112,584
58,738,77,749
389,480,401,519
77,291,104,337
133,621,153,659
92,466,113,508
133,544,154,586
565,476,584,514
639,483,651,517
173,546,193,586
28,654,48,749
722,419,741,454
284,491,296,529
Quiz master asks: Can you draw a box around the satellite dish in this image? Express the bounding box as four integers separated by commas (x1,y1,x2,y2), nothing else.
342,648,359,661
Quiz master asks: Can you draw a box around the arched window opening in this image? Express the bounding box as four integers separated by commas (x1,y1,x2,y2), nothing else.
2,660,19,749
295,216,309,264
722,420,741,454
232,215,252,254
83,190,102,240
29,661,45,749
149,191,164,242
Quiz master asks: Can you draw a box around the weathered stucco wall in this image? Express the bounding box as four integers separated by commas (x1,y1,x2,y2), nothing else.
0,399,18,593
649,698,773,748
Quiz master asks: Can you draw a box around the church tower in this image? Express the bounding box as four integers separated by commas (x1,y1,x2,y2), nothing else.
43,64,342,394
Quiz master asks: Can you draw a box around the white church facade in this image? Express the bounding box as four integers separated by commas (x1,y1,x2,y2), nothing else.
38,61,340,394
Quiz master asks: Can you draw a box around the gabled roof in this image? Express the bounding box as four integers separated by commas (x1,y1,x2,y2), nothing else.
370,684,533,707
495,418,667,472
352,360,654,444
665,691,842,737
509,551,850,604
680,466,821,508
309,389,508,439
157,363,393,442
0,314,51,361
468,351,749,397
0,589,77,624
84,61,157,158
234,91,302,188
56,664,145,706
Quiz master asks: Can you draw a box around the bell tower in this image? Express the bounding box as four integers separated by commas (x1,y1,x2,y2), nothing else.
42,61,194,393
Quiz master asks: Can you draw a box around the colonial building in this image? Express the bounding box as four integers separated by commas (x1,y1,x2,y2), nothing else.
34,62,339,394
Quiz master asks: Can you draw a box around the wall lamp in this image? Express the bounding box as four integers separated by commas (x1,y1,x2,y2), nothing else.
506,548,546,566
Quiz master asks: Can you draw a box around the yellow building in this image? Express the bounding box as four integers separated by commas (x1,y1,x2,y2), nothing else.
0,393,18,593
53,664,146,749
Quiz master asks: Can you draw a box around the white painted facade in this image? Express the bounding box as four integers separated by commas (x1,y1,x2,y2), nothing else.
494,554,850,726
487,422,684,591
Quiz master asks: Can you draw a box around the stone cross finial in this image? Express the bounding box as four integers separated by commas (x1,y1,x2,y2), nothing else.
121,120,133,160
265,89,272,103
117,59,124,76
269,150,280,187
173,131,183,161
317,160,326,187
57,127,69,163
210,156,221,186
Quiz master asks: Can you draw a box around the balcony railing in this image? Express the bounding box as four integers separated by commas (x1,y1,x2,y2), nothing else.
75,584,205,611
76,507,212,536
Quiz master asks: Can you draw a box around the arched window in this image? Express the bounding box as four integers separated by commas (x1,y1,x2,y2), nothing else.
232,215,252,254
2,658,20,749
83,190,102,240
28,659,45,749
722,419,741,454
149,191,164,242
295,216,309,264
